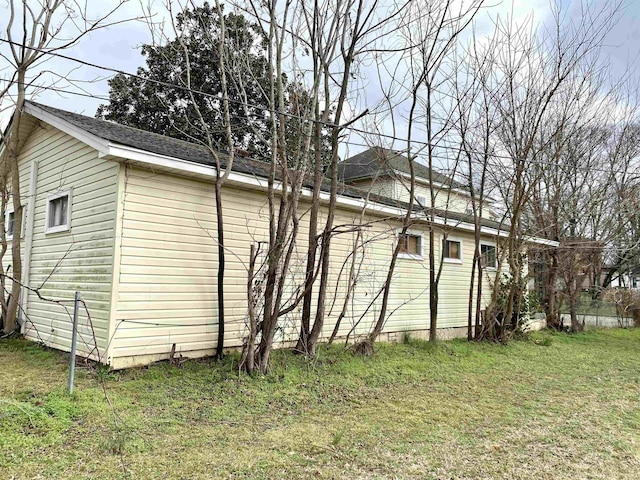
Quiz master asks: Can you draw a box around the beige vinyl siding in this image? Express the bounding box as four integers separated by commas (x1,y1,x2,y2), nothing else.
11,123,119,359
113,168,228,360
436,234,497,327
110,166,499,367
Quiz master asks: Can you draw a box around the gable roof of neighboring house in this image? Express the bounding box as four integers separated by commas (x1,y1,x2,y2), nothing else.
338,146,467,190
16,101,554,245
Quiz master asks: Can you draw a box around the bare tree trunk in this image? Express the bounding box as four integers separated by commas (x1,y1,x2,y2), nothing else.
545,249,560,329
240,243,259,373
0,163,8,330
214,179,225,359
307,5,364,355
296,111,323,354
428,229,438,341
3,69,26,334
474,256,484,338
568,278,582,332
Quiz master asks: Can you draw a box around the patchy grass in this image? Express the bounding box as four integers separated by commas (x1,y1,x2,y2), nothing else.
2,329,640,479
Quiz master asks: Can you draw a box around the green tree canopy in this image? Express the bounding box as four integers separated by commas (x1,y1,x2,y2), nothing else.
96,4,272,156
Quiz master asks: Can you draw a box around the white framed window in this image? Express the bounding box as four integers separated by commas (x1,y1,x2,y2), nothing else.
480,243,497,269
397,230,424,260
415,194,426,207
5,208,15,239
45,190,72,234
442,236,463,264
5,205,27,240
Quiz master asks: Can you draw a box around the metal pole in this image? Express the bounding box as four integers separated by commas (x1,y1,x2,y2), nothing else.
68,291,80,395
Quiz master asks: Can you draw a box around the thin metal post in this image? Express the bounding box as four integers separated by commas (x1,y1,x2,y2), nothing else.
68,291,80,395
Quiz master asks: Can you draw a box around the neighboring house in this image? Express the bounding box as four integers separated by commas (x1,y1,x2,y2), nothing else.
339,147,499,220
608,266,640,289
1,102,555,368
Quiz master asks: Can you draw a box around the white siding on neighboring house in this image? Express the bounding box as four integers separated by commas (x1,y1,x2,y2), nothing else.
7,122,119,360
349,177,398,200
350,175,496,221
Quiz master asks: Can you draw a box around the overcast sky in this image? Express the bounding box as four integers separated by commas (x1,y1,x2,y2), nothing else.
1,0,638,155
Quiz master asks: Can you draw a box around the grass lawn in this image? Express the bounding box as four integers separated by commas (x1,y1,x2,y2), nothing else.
2,329,640,479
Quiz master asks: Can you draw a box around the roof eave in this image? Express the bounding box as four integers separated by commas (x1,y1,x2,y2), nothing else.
103,142,556,246
26,103,553,246
24,102,110,154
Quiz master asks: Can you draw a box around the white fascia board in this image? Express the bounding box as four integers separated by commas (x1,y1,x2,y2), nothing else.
104,143,271,190
23,103,110,154
105,144,217,178
521,236,559,247
429,215,558,247
105,141,557,247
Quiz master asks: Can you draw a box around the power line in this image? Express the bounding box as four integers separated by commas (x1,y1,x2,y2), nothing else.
1,37,639,178
0,81,111,102
2,81,635,179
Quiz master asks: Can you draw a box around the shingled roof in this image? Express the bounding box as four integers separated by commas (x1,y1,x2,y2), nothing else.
338,146,467,191
29,102,273,180
25,102,508,231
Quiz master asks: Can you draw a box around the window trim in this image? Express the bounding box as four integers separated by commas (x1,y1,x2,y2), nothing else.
5,206,15,240
442,235,463,264
5,205,27,240
415,194,426,207
397,229,424,260
44,189,72,234
480,242,497,270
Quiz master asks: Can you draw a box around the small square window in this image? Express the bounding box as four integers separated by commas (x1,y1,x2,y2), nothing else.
481,244,497,269
443,239,461,260
5,206,26,239
398,233,422,257
415,195,426,206
45,191,71,234
6,211,15,238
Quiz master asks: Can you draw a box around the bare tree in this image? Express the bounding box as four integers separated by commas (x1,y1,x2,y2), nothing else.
295,0,402,356
476,1,622,339
295,0,369,355
448,28,503,340
0,0,132,335
230,0,319,373
557,238,604,331
142,0,243,359
359,0,483,349
599,119,640,290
